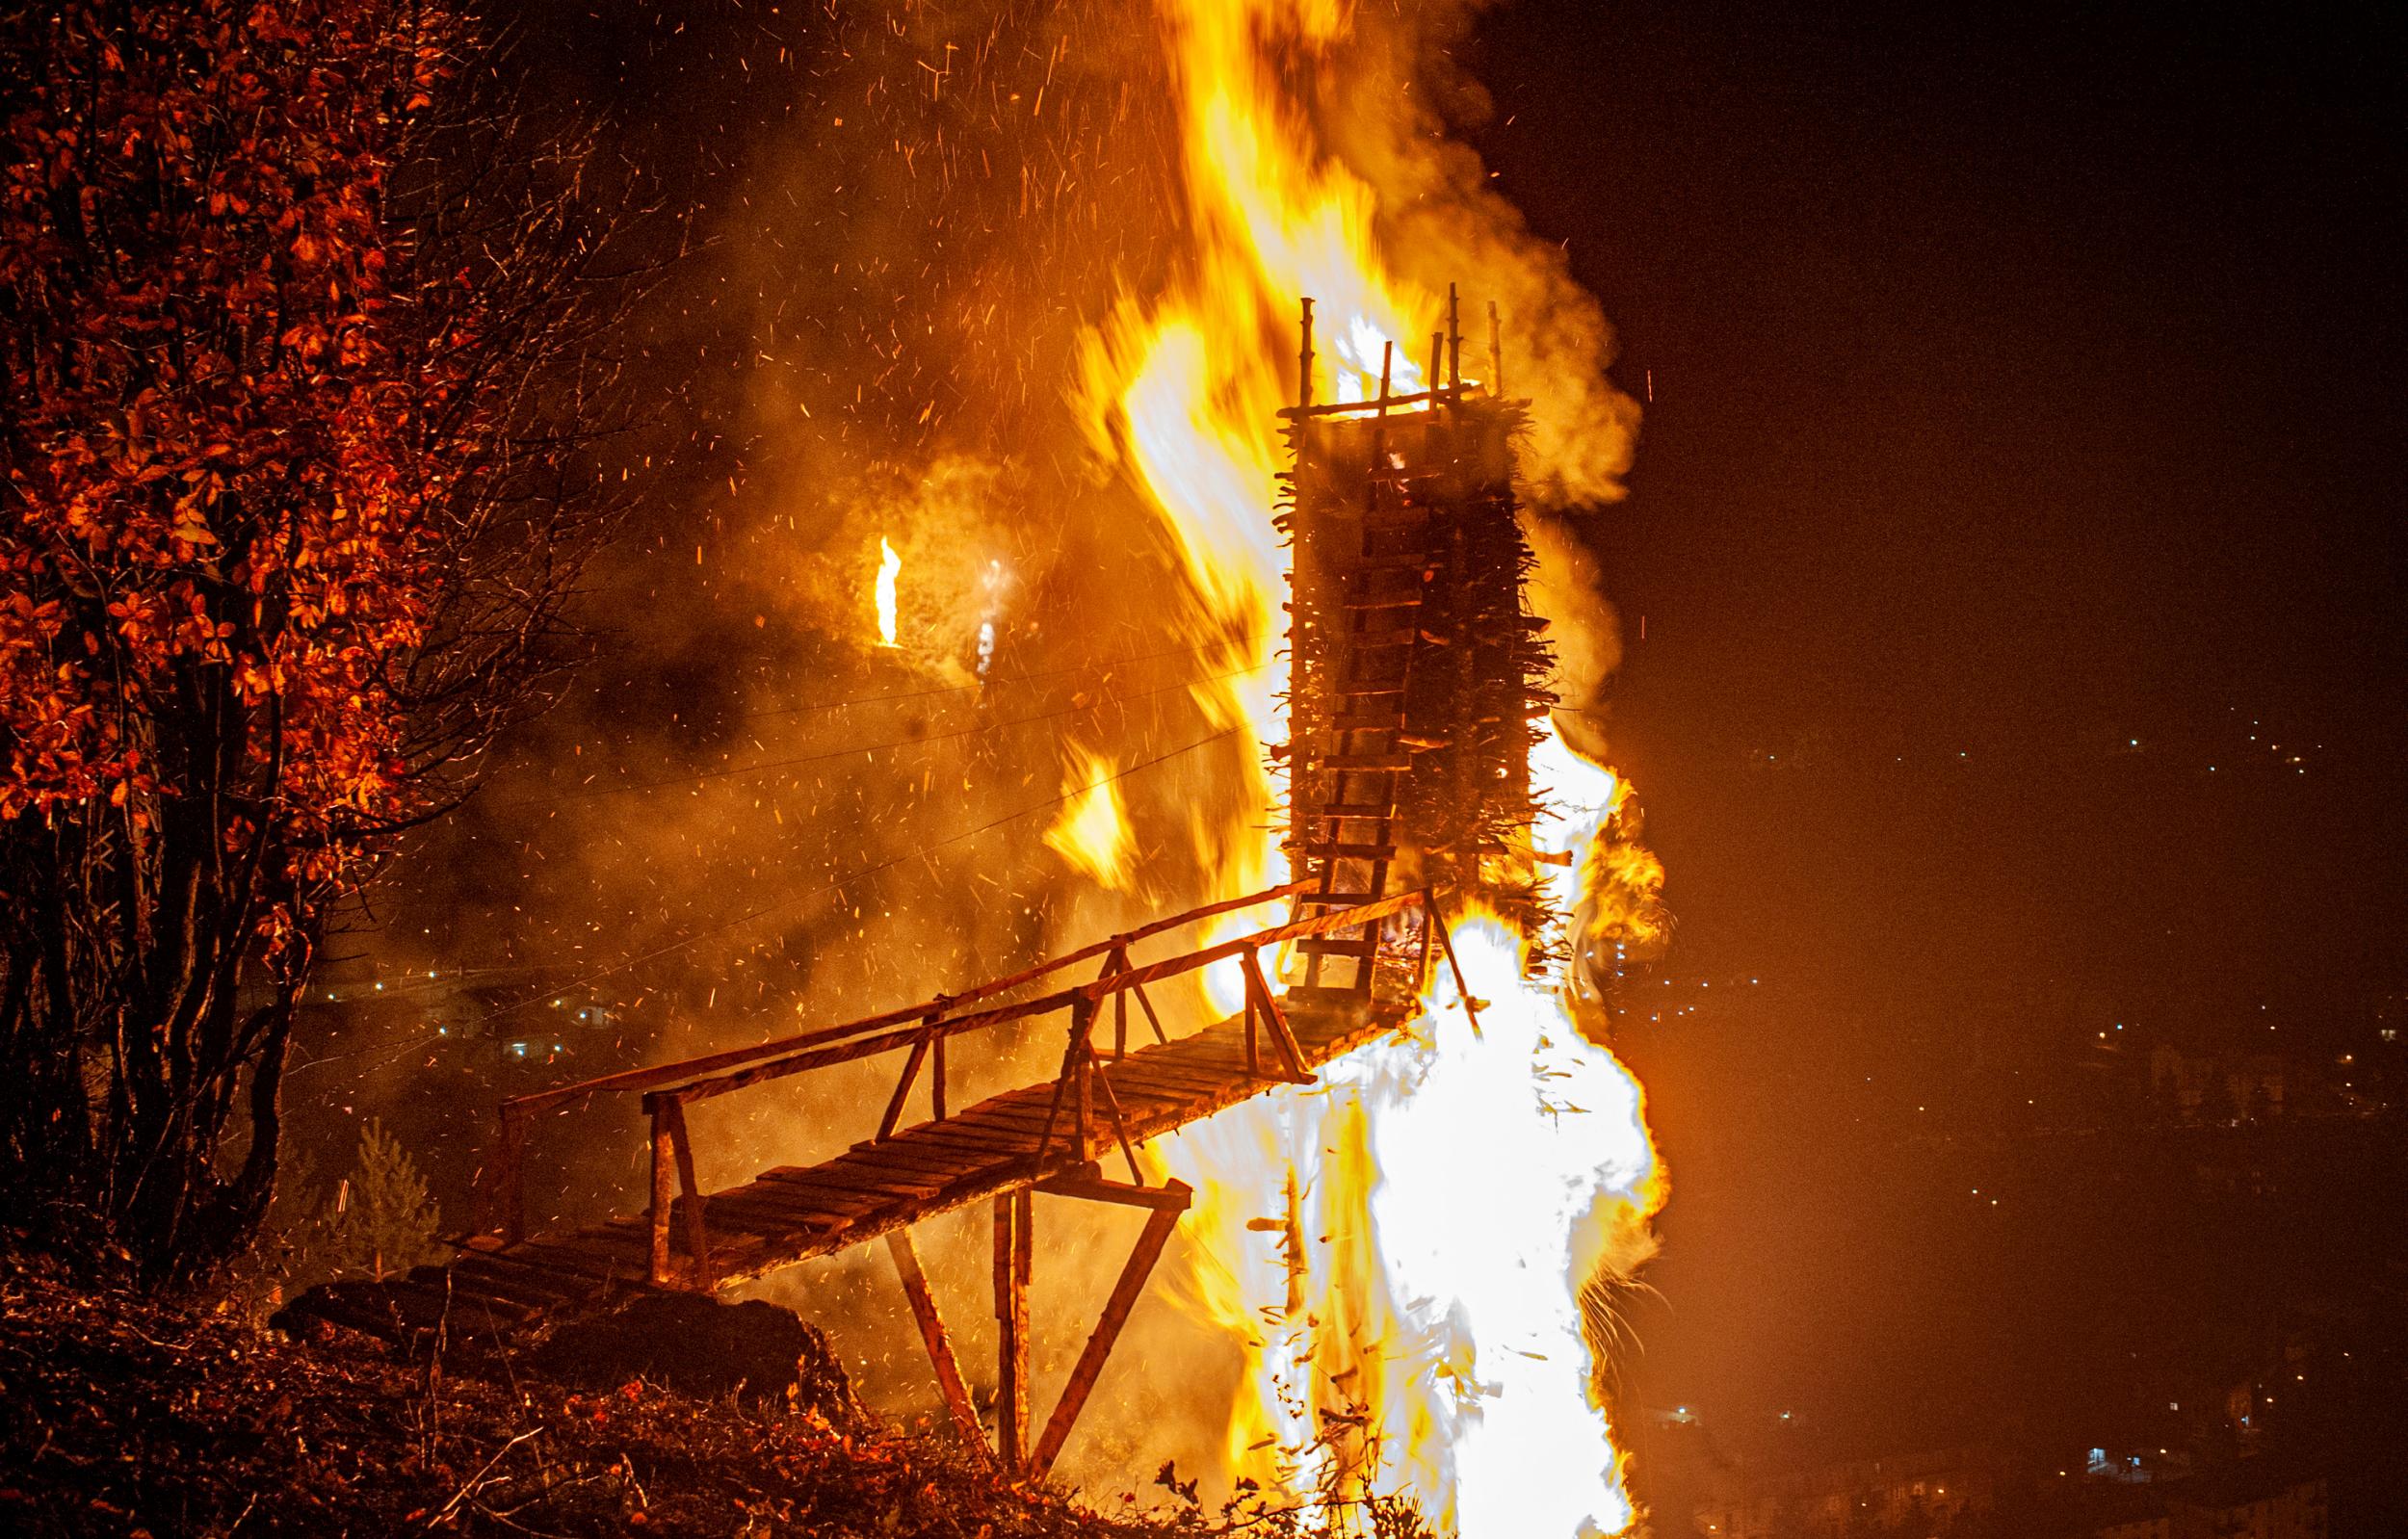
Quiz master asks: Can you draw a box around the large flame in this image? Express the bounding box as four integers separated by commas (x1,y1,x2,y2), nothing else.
1154,730,1664,1536
1074,0,1439,1013
1068,1,1664,1530
1044,744,1138,892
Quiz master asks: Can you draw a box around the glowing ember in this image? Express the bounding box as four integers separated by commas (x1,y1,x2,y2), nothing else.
1044,745,1137,892
874,535,902,648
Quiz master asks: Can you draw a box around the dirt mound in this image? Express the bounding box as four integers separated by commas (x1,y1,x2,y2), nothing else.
531,1291,855,1413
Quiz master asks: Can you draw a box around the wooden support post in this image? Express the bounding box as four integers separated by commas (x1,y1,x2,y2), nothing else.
647,1098,675,1287
1026,1182,1193,1480
1095,945,1131,1059
663,1096,708,1287
1487,299,1505,396
1447,281,1462,393
1416,889,1438,997
993,1189,1033,1472
1280,1167,1306,1318
886,1227,988,1461
1243,985,1261,1078
1112,962,1130,1059
1071,999,1096,1165
1297,297,1317,410
930,1032,948,1121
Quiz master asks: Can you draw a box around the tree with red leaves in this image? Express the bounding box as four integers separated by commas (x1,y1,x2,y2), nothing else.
0,0,632,1283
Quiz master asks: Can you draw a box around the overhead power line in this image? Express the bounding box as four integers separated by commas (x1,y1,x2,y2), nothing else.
734,633,1263,721
500,656,1273,808
475,723,1246,1025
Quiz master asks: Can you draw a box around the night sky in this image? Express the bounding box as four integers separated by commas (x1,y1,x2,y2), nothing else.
420,0,2405,1486
1466,0,2406,1463
1473,0,2404,1000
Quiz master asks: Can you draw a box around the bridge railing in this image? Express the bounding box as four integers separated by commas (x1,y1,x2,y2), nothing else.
475,880,1463,1285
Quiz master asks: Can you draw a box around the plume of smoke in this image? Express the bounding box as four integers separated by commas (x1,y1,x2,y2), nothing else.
1318,1,1643,511
327,0,1659,1510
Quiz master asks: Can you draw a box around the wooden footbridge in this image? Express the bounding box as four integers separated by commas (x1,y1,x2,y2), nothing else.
287,879,1477,1479
285,292,1536,1481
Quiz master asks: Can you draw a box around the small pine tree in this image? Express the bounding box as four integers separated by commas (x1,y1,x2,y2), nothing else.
321,1120,444,1284
216,1146,327,1321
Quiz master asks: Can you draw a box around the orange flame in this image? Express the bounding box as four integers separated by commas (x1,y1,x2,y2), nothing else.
1043,744,1138,892
1072,1,1663,1530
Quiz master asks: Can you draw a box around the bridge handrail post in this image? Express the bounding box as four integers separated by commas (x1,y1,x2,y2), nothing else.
645,1092,674,1286
930,1031,947,1120
664,1096,709,1286
1069,997,1097,1166
1416,887,1438,1001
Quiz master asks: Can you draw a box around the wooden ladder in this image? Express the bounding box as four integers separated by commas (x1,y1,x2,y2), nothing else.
1290,339,1440,1003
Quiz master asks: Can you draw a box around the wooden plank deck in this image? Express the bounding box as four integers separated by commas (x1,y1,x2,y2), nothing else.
283,995,1408,1343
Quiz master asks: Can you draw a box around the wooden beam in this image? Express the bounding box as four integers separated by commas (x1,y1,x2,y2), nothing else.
886,1228,988,1462
1034,1171,1194,1212
1101,946,1131,1059
1243,952,1311,1081
1128,978,1170,1048
993,1190,1033,1472
877,1037,929,1140
1276,385,1460,421
1071,999,1097,1166
663,1097,709,1287
1081,1040,1146,1184
1297,295,1315,412
647,1101,674,1287
1026,1183,1192,1479
1416,889,1437,995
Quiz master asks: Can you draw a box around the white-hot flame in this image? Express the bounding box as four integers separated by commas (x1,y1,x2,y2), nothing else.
874,535,902,648
1060,0,1663,1529
1155,723,1663,1536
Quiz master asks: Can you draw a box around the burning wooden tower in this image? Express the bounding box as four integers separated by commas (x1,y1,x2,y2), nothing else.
1280,288,1556,999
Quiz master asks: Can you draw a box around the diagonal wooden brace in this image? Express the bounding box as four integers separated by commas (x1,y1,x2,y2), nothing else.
886,1227,989,1463
1026,1178,1192,1480
877,1036,929,1140
1242,951,1313,1081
